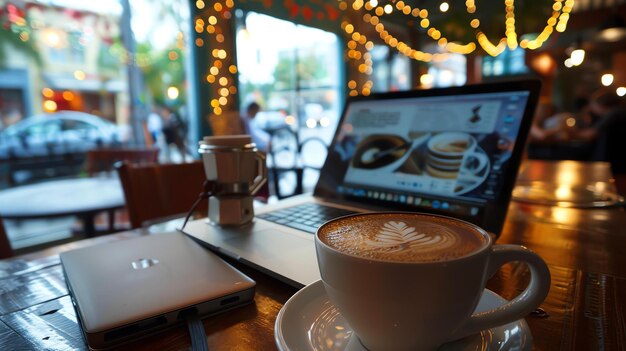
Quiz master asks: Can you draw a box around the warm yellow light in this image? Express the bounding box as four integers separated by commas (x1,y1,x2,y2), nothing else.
570,49,585,66
345,24,354,34
42,88,54,98
214,2,222,11
62,91,74,101
167,86,179,100
218,97,228,105
43,30,61,48
440,2,449,12
384,4,393,14
285,115,296,125
218,50,227,59
369,0,378,7
206,75,215,83
219,77,228,86
208,16,217,25
214,107,222,115
229,65,238,74
210,67,219,75
616,87,626,97
420,74,434,87
43,100,57,112
601,74,614,86
420,19,429,28
74,70,86,80
470,19,480,28
195,38,204,46
564,58,573,68
348,80,357,89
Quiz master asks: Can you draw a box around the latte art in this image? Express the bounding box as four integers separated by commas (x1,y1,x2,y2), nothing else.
363,221,458,254
318,213,487,262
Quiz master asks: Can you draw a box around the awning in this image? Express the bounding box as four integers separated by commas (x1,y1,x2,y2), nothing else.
43,73,126,93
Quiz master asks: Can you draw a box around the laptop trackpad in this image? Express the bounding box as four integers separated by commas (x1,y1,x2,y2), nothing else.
222,229,320,286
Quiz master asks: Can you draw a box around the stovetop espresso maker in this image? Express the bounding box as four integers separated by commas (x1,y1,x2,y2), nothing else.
198,135,267,226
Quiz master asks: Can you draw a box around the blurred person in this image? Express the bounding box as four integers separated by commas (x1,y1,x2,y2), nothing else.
162,106,189,162
570,89,623,143
528,100,562,143
240,102,270,153
146,105,164,147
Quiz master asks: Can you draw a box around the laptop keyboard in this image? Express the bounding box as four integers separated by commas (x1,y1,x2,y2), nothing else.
256,203,356,234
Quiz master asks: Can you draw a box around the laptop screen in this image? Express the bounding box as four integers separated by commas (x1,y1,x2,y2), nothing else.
315,80,540,235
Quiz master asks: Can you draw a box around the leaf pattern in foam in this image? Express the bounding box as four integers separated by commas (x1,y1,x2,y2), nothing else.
364,221,444,252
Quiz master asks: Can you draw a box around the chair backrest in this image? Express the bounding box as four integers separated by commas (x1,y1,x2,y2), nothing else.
85,148,159,176
116,161,208,228
0,217,12,259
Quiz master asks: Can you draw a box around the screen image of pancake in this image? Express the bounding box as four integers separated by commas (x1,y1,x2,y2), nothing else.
340,99,511,199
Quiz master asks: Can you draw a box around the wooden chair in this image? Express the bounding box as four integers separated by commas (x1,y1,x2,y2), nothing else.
84,148,159,232
85,148,159,176
0,217,13,259
116,161,209,229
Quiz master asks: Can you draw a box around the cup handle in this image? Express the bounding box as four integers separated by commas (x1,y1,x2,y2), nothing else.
454,245,551,339
249,151,267,195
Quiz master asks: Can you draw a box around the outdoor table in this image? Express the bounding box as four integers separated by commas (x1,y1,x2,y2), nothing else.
0,177,125,237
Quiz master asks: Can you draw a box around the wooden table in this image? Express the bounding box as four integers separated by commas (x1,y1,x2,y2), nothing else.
0,177,125,237
1,160,625,350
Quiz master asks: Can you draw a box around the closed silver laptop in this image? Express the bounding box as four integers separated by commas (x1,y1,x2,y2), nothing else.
60,232,255,350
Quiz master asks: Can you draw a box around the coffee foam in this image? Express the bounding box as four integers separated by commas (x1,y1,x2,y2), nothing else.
319,213,487,263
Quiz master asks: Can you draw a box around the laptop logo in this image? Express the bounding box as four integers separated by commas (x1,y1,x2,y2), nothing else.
131,258,160,270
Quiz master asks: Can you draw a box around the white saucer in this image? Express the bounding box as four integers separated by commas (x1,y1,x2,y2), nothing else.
275,280,532,351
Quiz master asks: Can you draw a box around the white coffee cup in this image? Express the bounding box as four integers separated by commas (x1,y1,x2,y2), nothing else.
315,212,550,351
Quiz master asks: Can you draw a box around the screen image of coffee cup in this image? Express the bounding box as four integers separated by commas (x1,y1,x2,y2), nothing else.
315,213,551,351
426,132,487,178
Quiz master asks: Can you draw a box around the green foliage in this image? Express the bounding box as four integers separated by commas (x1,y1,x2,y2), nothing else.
272,49,329,90
0,7,41,67
137,42,186,108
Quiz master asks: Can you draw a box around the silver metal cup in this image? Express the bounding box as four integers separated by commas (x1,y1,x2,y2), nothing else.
198,135,267,225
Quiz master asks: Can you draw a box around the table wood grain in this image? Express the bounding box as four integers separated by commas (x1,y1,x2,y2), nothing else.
0,160,624,350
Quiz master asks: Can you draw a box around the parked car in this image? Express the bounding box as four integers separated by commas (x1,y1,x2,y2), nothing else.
0,111,121,159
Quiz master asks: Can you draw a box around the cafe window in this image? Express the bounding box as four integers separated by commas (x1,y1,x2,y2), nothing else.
370,45,411,92
482,47,529,77
421,44,467,88
235,12,341,145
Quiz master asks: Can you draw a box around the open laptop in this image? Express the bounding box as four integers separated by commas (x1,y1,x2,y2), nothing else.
60,232,256,350
183,80,541,288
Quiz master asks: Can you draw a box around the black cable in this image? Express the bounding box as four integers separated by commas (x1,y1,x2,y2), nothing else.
180,180,215,231
186,314,209,351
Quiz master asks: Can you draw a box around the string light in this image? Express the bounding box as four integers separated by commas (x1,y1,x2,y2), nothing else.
601,74,614,86
195,1,237,116
342,21,374,95
344,0,576,65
